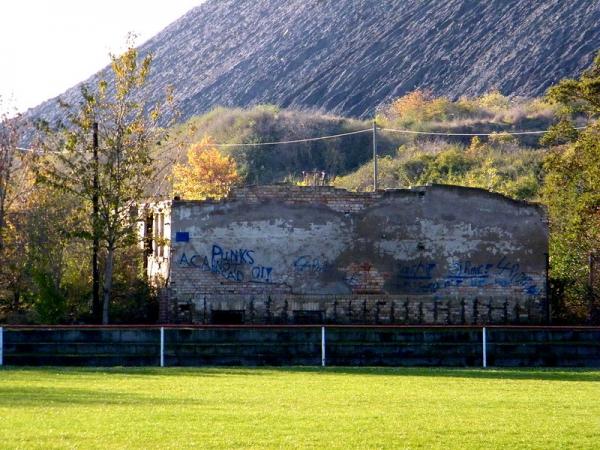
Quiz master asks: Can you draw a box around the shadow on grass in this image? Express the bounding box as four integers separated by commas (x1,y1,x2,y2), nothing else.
2,366,600,382
0,385,163,407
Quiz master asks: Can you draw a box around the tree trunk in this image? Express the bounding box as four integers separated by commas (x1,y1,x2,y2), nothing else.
91,122,101,323
92,238,101,322
12,289,20,312
102,245,115,324
0,192,5,252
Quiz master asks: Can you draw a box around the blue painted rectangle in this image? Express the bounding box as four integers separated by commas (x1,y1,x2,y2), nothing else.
175,232,190,242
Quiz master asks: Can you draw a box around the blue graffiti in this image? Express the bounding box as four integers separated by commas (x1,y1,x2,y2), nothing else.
211,245,255,266
178,243,272,283
252,266,273,282
393,257,541,296
493,256,540,295
442,257,540,295
395,261,438,293
447,261,493,279
397,261,436,280
293,255,330,274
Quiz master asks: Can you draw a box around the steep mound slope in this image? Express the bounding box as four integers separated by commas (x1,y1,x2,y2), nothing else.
26,0,600,123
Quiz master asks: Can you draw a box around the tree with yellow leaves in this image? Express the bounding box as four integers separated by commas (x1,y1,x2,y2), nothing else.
37,40,172,324
172,137,240,200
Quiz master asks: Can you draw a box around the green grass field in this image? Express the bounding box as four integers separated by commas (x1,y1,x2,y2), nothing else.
1,367,599,449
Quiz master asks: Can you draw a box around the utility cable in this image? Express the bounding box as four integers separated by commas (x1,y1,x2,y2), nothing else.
212,129,372,147
14,130,372,152
380,126,587,137
16,146,62,154
14,125,588,153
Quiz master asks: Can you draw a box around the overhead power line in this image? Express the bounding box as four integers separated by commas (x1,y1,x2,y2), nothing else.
212,128,372,147
14,130,372,153
16,147,65,154
14,125,588,153
380,126,587,137
211,125,588,147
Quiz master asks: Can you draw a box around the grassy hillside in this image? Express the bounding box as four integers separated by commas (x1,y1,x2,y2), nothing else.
160,93,556,188
331,91,556,199
160,105,399,184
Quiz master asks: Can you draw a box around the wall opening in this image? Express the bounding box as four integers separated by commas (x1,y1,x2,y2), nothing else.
211,310,245,325
293,310,325,324
143,214,153,270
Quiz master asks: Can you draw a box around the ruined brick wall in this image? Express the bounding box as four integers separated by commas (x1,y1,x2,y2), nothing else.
153,184,548,324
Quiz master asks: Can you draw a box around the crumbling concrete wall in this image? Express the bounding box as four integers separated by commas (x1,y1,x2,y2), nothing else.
152,184,548,324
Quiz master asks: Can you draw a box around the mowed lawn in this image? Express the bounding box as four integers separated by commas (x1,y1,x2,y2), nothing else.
1,367,599,449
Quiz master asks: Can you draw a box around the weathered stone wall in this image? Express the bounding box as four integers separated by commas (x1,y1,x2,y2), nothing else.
152,184,549,324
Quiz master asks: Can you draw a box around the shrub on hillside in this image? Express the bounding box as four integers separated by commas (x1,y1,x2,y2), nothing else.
160,106,405,185
334,139,544,202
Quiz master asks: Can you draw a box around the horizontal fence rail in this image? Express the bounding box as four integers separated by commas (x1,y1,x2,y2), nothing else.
1,325,599,368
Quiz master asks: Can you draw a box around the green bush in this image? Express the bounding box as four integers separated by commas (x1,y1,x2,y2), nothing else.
334,139,544,203
32,271,67,324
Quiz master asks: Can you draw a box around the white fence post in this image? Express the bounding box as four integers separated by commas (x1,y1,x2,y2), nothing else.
160,327,165,367
0,327,3,366
482,326,487,368
321,326,326,367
